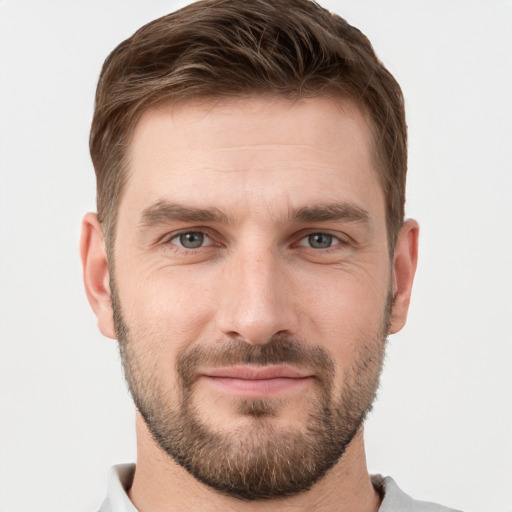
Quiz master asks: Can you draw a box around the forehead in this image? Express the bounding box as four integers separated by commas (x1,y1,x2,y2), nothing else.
130,95,373,163
121,95,384,223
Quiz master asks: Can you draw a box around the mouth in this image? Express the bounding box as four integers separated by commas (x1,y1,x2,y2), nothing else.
199,365,314,397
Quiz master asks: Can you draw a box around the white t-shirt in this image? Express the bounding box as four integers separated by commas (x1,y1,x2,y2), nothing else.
98,464,463,512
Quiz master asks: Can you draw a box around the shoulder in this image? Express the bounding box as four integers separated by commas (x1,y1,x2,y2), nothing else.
373,475,464,512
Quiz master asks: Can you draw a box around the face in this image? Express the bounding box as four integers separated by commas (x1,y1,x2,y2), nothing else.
84,96,416,500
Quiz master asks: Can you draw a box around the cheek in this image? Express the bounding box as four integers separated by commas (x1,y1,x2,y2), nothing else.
301,265,390,363
117,265,217,354
306,264,389,323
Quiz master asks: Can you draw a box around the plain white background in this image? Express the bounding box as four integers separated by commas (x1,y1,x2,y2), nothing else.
0,1,511,511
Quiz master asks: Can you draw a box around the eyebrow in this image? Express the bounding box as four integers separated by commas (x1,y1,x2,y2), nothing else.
138,200,370,229
139,201,230,228
291,203,370,225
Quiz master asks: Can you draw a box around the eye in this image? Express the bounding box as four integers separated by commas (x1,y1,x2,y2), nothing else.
170,231,212,249
298,233,338,249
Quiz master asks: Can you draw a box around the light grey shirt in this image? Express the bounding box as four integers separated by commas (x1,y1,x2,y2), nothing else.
98,464,463,512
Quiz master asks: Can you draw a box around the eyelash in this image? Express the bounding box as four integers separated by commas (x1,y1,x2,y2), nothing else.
163,229,350,253
296,232,346,250
163,230,217,254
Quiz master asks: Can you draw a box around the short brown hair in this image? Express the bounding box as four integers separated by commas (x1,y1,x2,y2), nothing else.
90,0,407,251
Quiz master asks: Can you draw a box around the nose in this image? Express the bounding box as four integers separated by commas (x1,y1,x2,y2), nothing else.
215,244,300,345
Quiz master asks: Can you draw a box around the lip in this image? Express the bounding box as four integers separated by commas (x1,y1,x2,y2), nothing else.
199,365,313,397
203,365,310,380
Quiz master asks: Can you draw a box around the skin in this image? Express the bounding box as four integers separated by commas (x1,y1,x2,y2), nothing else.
81,96,418,512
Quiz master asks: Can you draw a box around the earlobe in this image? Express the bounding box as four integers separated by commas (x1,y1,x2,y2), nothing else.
389,219,419,334
80,213,116,339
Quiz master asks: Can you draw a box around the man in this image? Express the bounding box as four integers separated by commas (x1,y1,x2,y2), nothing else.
80,1,460,510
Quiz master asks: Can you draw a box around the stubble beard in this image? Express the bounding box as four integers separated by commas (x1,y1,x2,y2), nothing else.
112,285,390,501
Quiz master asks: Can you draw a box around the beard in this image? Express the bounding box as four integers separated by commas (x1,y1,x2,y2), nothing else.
112,284,390,501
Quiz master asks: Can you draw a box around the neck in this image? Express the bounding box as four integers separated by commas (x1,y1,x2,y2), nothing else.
128,413,381,512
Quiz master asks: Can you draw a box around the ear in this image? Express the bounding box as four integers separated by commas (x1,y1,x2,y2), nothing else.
80,212,116,339
389,219,419,334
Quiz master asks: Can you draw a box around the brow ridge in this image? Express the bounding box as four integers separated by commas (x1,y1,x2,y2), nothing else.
292,203,370,224
139,201,230,227
138,200,370,228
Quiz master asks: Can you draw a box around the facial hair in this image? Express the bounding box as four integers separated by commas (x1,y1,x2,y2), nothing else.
112,283,390,501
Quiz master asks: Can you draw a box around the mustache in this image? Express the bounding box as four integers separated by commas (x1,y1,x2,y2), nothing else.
177,335,335,388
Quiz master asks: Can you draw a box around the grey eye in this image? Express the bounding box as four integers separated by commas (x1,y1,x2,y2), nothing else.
307,233,334,249
173,232,208,249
